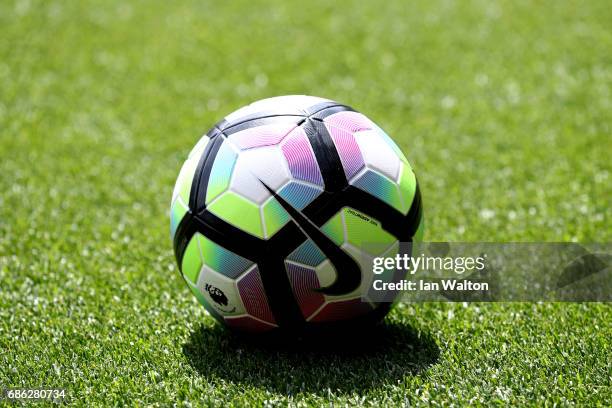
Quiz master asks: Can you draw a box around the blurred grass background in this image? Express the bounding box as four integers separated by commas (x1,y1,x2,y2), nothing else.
0,0,610,405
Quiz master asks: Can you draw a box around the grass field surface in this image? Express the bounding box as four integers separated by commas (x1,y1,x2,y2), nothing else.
1,0,610,405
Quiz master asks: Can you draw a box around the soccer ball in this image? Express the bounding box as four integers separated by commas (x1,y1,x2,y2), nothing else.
170,95,423,333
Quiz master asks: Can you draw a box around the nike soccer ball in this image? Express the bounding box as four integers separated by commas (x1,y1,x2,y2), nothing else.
170,95,423,333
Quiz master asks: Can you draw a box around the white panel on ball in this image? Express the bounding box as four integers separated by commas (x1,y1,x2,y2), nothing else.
229,146,291,204
354,130,401,182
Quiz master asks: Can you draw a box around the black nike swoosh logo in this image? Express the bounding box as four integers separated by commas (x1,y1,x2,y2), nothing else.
259,181,362,296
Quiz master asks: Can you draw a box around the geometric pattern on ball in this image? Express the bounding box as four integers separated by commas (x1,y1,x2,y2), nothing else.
205,129,325,239
175,228,279,331
171,95,423,333
170,135,209,237
181,232,278,331
236,266,276,325
283,206,399,322
196,265,246,317
351,170,404,214
205,141,238,205
354,129,401,181
281,127,324,186
285,263,325,319
229,146,291,204
198,235,253,279
323,111,416,215
226,122,297,150
207,191,263,237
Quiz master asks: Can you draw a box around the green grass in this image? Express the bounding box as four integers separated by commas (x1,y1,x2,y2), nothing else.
1,0,611,405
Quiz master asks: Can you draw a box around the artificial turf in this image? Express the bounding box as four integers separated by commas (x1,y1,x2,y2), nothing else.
1,0,610,405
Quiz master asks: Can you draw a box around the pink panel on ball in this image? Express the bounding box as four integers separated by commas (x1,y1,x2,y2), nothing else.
324,111,375,133
309,298,373,323
224,315,276,332
229,123,297,150
324,124,365,180
237,267,276,324
286,263,325,319
281,128,324,185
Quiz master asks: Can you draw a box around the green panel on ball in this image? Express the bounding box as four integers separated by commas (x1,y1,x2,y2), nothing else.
205,141,238,205
321,212,345,245
181,234,202,284
344,207,395,254
207,192,264,238
174,155,199,205
170,198,189,239
262,197,290,238
352,170,404,214
398,163,417,214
